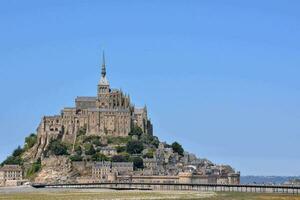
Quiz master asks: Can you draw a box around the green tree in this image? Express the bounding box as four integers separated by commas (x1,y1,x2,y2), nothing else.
24,133,37,150
129,126,143,137
48,139,68,156
12,146,24,157
171,141,184,156
85,144,96,155
140,134,160,148
111,153,130,162
1,146,24,166
91,153,108,161
107,136,131,145
116,146,126,153
69,154,83,162
126,140,144,154
74,145,82,155
143,149,154,158
1,155,23,166
150,136,160,148
78,125,87,137
132,156,144,170
92,138,101,146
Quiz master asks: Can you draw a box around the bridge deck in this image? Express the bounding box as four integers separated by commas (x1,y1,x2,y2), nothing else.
32,182,300,195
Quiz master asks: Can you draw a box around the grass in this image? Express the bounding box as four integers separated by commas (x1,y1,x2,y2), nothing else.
0,189,300,200
107,136,132,145
213,192,300,200
0,189,214,200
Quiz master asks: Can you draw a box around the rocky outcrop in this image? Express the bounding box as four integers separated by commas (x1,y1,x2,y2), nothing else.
23,121,61,161
34,156,78,184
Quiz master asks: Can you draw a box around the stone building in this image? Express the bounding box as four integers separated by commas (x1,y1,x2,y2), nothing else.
143,158,158,175
0,171,4,186
92,161,133,182
0,165,23,186
112,162,133,175
99,147,117,156
30,53,153,159
92,161,112,181
0,165,23,181
115,173,239,184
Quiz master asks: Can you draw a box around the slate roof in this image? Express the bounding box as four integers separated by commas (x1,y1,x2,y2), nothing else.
0,165,22,172
76,96,97,101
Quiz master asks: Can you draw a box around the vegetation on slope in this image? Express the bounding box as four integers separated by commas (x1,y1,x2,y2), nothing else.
1,146,24,166
1,124,185,178
46,139,69,156
24,133,37,150
126,140,144,154
25,158,41,179
171,142,184,156
1,133,38,166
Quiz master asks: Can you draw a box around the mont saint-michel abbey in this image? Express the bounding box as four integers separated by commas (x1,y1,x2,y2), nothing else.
35,53,152,155
4,53,240,186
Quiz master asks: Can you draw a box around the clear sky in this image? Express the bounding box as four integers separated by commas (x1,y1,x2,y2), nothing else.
0,0,299,176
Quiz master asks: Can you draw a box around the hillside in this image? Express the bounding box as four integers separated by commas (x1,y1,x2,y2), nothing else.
1,55,239,184
1,124,217,183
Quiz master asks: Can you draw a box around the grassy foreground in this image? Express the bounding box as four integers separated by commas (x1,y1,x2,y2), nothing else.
0,189,300,200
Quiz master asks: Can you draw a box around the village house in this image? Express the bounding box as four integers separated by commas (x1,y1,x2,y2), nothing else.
92,161,133,182
0,171,4,186
99,147,117,156
0,165,23,181
0,165,23,186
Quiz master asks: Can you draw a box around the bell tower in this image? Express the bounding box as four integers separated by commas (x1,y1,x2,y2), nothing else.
97,51,110,108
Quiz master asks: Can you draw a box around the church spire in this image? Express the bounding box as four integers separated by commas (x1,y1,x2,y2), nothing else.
101,51,106,78
99,51,109,86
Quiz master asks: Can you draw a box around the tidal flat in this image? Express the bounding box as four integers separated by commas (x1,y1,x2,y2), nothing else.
0,187,300,200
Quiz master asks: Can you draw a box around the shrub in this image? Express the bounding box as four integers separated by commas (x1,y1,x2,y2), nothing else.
129,126,143,137
151,136,160,148
92,138,101,146
24,133,37,150
26,158,41,178
140,134,159,148
116,146,126,153
83,135,99,143
69,154,83,162
107,136,131,145
126,140,144,154
1,155,23,166
78,125,87,137
74,145,82,155
111,153,130,162
171,141,184,156
143,149,154,158
91,153,109,161
48,139,68,156
1,146,24,166
85,144,96,155
132,156,144,170
12,146,24,157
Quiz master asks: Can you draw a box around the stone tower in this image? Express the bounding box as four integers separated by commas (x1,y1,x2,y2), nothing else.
97,52,110,109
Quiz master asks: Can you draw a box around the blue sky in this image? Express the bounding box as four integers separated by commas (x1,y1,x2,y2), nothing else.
0,0,300,176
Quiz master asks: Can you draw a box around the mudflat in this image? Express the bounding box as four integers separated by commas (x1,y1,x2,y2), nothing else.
0,187,215,200
0,186,300,200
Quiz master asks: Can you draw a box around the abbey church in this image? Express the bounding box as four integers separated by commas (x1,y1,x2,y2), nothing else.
32,53,152,158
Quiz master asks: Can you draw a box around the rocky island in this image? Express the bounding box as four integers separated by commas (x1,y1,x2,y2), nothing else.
0,53,240,187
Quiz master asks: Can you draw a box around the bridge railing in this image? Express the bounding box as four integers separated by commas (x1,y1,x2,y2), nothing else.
32,182,300,195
